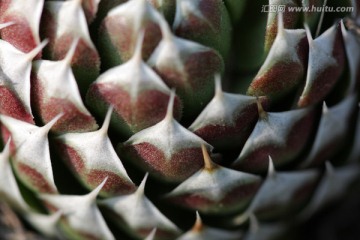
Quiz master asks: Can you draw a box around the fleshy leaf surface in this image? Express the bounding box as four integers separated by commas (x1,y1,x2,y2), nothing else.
301,94,357,168
298,22,345,107
248,12,308,100
56,107,136,197
98,0,163,69
40,179,115,240
233,103,316,173
190,75,268,150
120,92,212,182
0,140,29,211
173,0,232,58
100,174,181,240
237,158,319,221
87,32,182,137
0,0,44,56
41,0,100,93
31,38,98,133
264,0,300,53
0,38,47,123
148,19,223,120
177,212,242,240
12,115,61,194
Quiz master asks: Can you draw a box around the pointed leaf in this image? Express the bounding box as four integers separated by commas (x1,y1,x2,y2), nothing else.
86,35,182,137
177,213,242,240
299,162,360,220
233,105,316,173
166,145,262,214
100,174,181,239
244,160,319,220
190,76,269,150
12,115,61,193
248,13,308,100
120,95,213,183
298,22,346,107
148,19,223,120
0,0,44,56
173,0,232,58
41,0,100,93
41,179,115,240
301,94,357,168
0,40,47,123
98,0,163,68
31,39,98,133
264,0,300,53
56,108,136,197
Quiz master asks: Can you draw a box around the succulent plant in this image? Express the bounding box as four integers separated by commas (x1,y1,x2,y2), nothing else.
0,0,359,240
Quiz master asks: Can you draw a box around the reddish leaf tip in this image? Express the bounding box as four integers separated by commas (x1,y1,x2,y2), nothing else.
193,212,203,232
201,144,216,171
256,98,267,119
